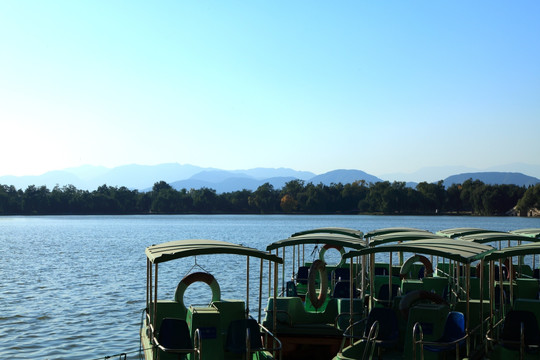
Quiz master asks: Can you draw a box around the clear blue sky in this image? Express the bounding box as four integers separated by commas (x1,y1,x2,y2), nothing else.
1,1,539,177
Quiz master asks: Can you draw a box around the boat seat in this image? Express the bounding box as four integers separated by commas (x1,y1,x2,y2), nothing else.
365,307,399,349
422,277,449,299
332,267,350,282
500,310,540,352
423,311,466,354
515,299,540,330
296,266,309,285
225,318,263,354
515,278,540,300
332,281,359,299
494,285,510,305
376,284,401,307
156,318,196,360
401,279,423,295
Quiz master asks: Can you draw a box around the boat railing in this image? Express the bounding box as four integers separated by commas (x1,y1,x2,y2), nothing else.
341,317,368,342
412,321,467,360
151,319,202,360
336,316,377,357
485,312,540,359
334,311,366,330
257,321,283,359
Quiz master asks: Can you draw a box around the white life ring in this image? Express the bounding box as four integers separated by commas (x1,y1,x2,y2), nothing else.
307,260,328,309
400,254,433,279
174,272,221,311
319,244,346,267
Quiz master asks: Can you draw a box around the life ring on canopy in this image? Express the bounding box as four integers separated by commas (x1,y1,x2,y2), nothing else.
400,254,433,280
319,244,346,267
307,260,328,309
174,272,221,310
399,290,447,319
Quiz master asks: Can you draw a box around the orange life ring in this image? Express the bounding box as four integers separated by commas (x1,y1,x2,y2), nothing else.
398,290,447,319
174,272,221,311
319,244,346,267
307,260,328,309
399,254,433,280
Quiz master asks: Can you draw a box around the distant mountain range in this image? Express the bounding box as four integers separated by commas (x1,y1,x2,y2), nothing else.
1,163,538,192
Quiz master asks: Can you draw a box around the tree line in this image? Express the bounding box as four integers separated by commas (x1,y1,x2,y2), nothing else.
0,179,538,216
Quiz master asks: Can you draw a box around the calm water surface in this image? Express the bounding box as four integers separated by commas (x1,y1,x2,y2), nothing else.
1,214,539,359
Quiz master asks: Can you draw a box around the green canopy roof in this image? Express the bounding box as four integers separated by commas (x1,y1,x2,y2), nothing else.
459,232,540,244
484,242,540,262
343,239,495,264
146,239,283,264
436,228,500,238
291,227,363,239
368,232,447,247
266,231,366,251
364,227,429,238
511,228,540,239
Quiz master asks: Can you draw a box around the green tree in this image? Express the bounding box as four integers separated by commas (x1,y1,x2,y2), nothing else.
191,188,218,213
249,183,279,213
22,185,50,214
517,184,540,215
416,181,446,213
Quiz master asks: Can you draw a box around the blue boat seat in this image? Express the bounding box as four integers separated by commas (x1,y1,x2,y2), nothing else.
225,318,263,354
157,318,195,360
423,311,466,353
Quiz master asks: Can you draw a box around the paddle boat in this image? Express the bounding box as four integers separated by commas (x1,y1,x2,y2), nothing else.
140,239,283,360
262,227,367,360
483,240,540,359
333,233,495,360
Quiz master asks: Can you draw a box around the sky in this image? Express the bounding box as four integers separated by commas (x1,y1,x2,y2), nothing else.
1,1,539,178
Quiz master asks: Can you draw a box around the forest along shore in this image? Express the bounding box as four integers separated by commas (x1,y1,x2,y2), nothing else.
0,179,538,216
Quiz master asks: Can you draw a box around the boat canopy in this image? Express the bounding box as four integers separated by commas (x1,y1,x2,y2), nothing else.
510,228,540,238
368,232,448,247
436,227,500,238
146,239,283,264
343,239,495,264
364,227,429,238
459,232,540,244
484,242,540,262
266,232,366,251
291,227,363,239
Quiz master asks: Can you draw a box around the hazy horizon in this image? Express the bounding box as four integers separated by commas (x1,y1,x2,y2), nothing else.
2,2,539,178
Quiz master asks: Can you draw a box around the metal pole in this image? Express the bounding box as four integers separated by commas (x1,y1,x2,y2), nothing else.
259,258,263,323
292,245,296,281
246,256,250,317
282,247,285,295
389,252,393,301
349,257,354,332
370,253,375,310
466,263,470,357
153,263,158,338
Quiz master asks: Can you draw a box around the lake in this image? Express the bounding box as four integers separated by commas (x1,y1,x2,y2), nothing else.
1,214,539,359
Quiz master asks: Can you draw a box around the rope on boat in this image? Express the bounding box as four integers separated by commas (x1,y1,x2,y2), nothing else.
84,346,150,360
